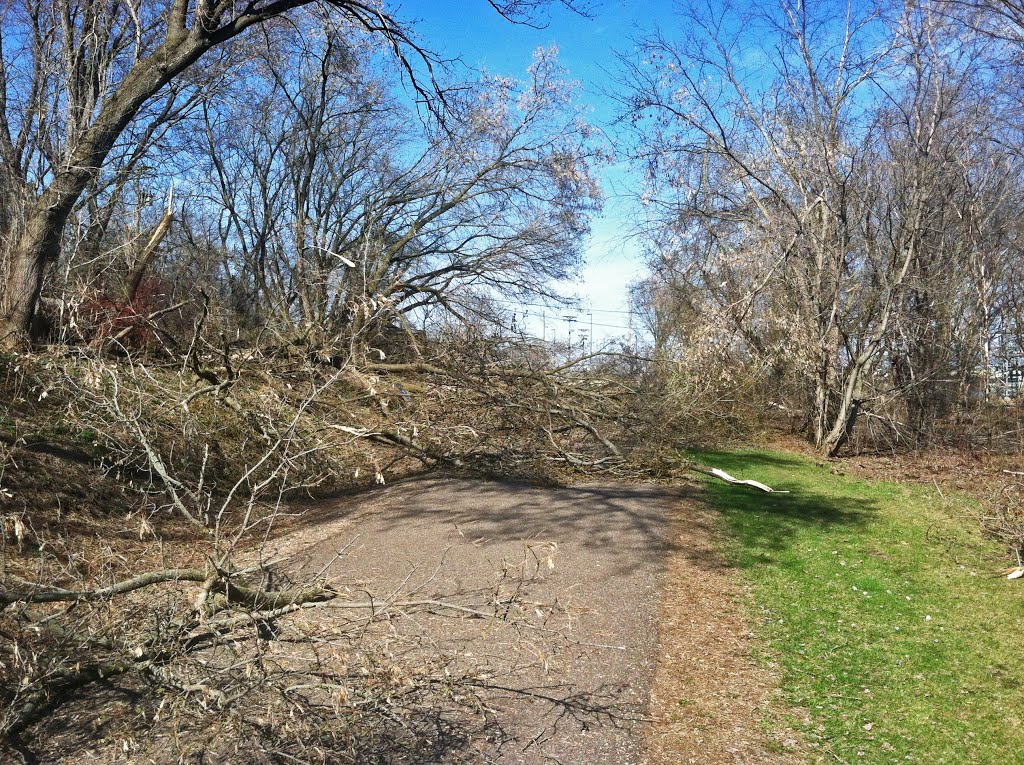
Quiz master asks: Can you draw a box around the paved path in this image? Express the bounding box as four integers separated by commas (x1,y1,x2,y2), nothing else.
279,476,676,764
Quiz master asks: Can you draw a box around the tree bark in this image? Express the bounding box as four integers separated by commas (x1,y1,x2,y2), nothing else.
0,216,58,348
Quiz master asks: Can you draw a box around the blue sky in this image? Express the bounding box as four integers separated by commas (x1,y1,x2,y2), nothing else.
396,0,681,345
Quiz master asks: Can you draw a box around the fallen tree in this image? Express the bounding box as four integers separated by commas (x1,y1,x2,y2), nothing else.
0,328,648,762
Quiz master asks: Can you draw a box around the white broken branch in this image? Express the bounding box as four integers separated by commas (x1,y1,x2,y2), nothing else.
698,466,790,493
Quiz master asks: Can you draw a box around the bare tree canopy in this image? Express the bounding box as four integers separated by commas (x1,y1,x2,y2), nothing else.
0,0,591,349
620,0,1024,454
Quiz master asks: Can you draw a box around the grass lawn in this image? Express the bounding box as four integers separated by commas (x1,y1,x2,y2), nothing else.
691,449,1024,765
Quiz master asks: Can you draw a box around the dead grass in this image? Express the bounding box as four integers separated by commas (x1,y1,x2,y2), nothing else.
645,483,807,765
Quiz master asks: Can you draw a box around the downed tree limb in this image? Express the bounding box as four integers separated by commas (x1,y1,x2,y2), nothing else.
0,569,208,609
126,185,175,303
0,569,335,612
1,581,515,740
327,423,465,468
690,465,790,493
212,579,337,611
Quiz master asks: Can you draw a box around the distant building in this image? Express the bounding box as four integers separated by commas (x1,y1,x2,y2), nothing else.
990,332,1024,398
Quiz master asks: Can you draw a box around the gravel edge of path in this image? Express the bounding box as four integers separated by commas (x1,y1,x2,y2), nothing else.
644,486,811,765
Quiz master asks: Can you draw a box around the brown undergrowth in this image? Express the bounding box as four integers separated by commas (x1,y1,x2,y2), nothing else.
645,485,808,765
0,342,646,763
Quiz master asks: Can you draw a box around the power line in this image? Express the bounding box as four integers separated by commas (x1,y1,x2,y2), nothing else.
517,313,634,332
484,296,641,317
566,318,633,331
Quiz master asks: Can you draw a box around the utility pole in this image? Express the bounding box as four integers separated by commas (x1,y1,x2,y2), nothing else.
589,310,594,356
565,314,577,350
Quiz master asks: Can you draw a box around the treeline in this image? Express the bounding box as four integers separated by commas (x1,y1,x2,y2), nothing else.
0,0,600,359
4,0,1024,460
624,0,1024,454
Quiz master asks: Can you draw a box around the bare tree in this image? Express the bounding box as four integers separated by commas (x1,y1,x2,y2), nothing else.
0,0,586,350
621,0,1024,454
193,34,601,355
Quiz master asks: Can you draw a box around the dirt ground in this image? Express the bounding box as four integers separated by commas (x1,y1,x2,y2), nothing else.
645,489,806,765
271,475,805,764
771,432,1022,495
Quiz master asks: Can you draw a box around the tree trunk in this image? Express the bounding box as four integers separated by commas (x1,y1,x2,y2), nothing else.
812,374,830,450
0,197,73,349
822,397,863,457
126,206,175,303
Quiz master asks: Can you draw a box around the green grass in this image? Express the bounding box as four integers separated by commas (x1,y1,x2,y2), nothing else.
691,449,1024,765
